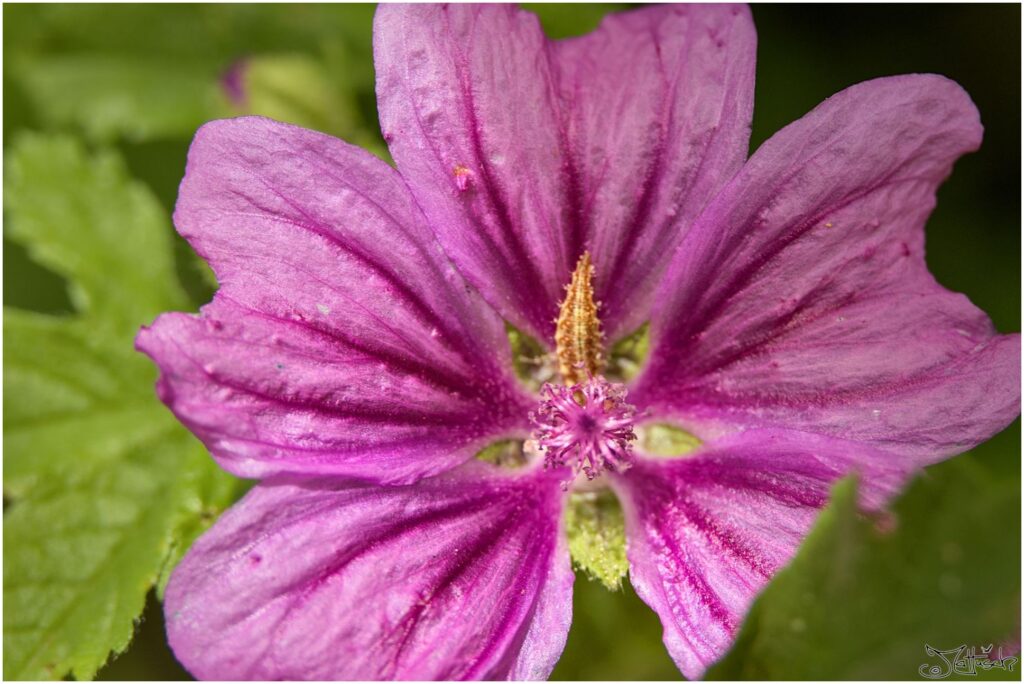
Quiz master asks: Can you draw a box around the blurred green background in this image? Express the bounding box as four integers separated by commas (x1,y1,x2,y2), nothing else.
3,4,1019,681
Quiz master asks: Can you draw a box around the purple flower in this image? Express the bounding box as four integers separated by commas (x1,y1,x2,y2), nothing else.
137,4,1020,680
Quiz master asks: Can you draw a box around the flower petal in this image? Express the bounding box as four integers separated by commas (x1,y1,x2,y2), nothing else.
165,463,573,680
633,75,1020,463
374,4,755,342
137,117,534,483
554,4,756,339
614,430,905,679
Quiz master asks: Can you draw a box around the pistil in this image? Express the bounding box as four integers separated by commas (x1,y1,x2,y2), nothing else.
554,252,603,385
532,252,637,480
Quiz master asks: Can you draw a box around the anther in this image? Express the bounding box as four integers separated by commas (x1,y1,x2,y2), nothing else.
530,375,637,482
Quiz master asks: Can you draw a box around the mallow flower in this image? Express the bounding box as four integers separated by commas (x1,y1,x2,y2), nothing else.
137,3,1021,680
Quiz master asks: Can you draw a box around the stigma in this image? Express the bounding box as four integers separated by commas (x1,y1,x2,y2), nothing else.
555,252,602,385
532,252,636,480
530,376,637,480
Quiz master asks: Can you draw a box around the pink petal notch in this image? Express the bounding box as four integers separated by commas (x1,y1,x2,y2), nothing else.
136,117,535,484
164,463,574,680
634,75,1021,464
374,4,756,343
614,429,908,679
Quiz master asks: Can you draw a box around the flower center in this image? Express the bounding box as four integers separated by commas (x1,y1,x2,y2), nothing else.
530,376,637,479
529,252,637,480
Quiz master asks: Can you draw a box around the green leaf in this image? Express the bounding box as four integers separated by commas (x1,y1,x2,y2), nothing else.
4,5,383,147
526,4,629,39
3,310,169,496
242,55,344,130
3,5,375,66
565,490,629,590
15,56,228,142
4,436,219,680
3,134,239,680
5,134,190,333
156,458,251,601
707,460,1021,680
235,53,387,159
